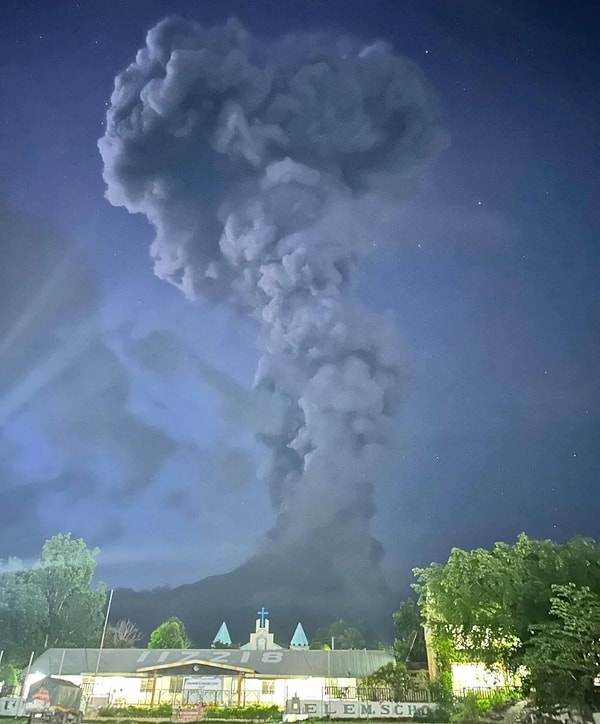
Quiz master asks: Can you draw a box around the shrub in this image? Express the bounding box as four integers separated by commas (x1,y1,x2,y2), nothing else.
459,692,486,721
413,704,452,723
484,688,518,710
0,663,19,688
204,704,282,720
455,689,520,722
425,675,455,722
97,704,173,718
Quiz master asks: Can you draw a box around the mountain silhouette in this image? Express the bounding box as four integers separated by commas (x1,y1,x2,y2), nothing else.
111,548,398,647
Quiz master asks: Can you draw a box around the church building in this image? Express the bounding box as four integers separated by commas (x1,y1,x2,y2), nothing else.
25,609,393,714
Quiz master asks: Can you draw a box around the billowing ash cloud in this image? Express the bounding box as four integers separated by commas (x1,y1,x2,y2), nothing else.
99,17,446,588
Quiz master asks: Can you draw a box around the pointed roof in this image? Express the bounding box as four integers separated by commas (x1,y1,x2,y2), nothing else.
290,622,309,648
212,621,232,646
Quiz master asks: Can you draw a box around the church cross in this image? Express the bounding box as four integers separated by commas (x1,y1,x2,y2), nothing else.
257,606,269,627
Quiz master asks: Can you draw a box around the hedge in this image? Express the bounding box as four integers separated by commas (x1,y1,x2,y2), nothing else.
97,704,173,718
204,704,282,720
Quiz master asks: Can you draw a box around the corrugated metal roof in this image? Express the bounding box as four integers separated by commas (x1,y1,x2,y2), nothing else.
32,648,393,678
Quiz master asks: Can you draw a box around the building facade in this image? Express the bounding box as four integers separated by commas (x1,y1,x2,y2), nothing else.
27,645,393,711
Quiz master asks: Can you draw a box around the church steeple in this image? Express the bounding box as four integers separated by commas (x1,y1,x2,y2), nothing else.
290,622,309,649
240,607,282,650
212,621,232,647
257,606,269,629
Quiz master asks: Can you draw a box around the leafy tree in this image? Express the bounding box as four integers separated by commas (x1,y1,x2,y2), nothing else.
0,662,18,696
309,619,366,650
360,661,412,701
148,617,191,649
392,598,427,664
0,534,107,665
104,619,142,648
212,641,239,649
0,562,46,665
413,534,600,672
32,534,106,650
359,601,430,705
522,584,600,714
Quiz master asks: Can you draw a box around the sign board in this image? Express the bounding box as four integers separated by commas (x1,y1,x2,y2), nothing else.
183,677,221,691
287,700,436,719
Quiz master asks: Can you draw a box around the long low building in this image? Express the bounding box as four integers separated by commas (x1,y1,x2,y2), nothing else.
28,646,394,710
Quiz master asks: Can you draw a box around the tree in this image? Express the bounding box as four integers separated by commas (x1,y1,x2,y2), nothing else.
148,617,191,649
0,662,18,696
523,584,600,714
413,534,600,672
360,661,412,701
32,534,107,650
212,641,239,649
359,600,428,704
0,534,107,665
392,598,427,664
0,561,46,665
310,619,366,650
104,619,142,648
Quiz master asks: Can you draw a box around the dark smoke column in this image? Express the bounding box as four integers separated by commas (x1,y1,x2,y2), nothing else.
99,17,446,621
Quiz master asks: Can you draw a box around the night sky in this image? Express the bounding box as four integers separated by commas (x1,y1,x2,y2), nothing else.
0,0,598,602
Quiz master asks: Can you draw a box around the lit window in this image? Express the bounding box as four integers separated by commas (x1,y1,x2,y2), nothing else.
261,681,275,694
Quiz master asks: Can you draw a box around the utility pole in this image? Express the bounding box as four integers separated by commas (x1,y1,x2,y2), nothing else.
95,589,114,677
22,652,35,701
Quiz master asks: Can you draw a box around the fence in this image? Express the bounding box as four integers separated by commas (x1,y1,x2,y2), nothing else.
81,679,515,713
325,685,515,704
324,686,432,703
453,686,514,700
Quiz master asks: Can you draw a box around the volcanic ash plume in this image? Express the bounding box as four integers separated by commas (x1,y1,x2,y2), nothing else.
99,17,446,593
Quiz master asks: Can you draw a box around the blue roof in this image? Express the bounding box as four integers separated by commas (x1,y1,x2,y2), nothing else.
290,622,309,647
212,621,232,646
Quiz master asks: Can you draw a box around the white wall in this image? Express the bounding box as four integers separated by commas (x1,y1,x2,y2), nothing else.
61,674,364,709
451,664,508,692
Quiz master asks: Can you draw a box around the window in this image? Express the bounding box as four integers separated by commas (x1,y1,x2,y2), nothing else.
261,680,275,695
169,678,183,693
141,678,154,693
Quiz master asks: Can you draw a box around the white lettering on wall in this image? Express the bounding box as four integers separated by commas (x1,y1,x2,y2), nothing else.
261,652,283,663
210,651,232,663
289,700,436,719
